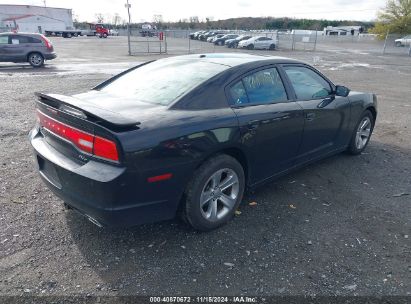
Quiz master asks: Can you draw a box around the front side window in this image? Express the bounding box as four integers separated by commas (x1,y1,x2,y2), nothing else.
242,68,287,104
284,66,332,100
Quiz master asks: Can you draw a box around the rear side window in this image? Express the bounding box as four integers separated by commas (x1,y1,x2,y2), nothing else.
229,68,287,106
229,81,248,105
0,36,8,44
284,66,332,100
243,68,287,104
10,35,41,44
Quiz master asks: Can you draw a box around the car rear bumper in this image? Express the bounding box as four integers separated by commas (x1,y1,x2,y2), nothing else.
29,128,180,228
44,53,57,60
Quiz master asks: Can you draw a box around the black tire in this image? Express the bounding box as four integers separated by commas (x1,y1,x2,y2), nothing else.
218,40,223,46
247,44,254,50
269,44,276,50
395,41,402,47
183,154,245,231
28,52,44,67
103,33,108,38
346,110,375,155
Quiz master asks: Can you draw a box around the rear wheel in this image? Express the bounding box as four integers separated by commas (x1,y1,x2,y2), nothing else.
269,44,276,50
395,41,402,47
183,154,245,231
347,110,375,155
218,40,223,46
28,52,44,67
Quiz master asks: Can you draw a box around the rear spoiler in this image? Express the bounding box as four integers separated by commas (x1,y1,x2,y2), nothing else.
35,92,141,128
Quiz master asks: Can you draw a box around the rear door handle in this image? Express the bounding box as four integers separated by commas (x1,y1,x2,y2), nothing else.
306,112,316,121
247,120,259,130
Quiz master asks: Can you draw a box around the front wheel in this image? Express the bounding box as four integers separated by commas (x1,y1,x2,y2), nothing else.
183,154,245,231
347,110,375,155
103,33,108,38
395,41,402,47
247,44,254,50
28,52,44,67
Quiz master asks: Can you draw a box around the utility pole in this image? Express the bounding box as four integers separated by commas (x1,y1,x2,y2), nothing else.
43,0,47,7
125,0,131,55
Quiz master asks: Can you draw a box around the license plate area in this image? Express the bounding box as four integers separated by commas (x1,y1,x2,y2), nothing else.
37,155,62,189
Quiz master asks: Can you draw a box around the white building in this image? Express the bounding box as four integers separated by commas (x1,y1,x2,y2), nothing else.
0,4,73,33
324,26,363,36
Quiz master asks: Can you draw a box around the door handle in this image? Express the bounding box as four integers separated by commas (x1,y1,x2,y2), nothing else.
306,112,316,121
247,120,259,130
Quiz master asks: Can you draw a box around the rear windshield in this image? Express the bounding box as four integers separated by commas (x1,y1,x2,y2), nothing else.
100,59,228,106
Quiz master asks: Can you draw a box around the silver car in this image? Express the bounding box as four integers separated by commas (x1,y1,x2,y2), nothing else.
0,32,57,67
395,35,411,47
238,36,277,50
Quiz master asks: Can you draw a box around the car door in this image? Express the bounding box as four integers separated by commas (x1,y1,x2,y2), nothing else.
228,66,305,184
6,35,29,62
0,35,10,62
254,37,265,49
281,64,351,164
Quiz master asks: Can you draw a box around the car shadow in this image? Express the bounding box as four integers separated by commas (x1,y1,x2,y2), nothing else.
64,140,411,295
0,64,62,74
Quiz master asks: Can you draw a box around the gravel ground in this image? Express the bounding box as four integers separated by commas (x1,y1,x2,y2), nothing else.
0,37,410,299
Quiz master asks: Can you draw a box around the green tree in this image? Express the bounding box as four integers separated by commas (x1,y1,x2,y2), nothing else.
371,0,411,38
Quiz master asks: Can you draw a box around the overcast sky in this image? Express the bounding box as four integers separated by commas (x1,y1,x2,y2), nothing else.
2,0,386,23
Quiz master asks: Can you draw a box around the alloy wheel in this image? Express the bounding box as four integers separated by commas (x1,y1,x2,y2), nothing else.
355,116,371,149
200,168,239,222
29,54,43,67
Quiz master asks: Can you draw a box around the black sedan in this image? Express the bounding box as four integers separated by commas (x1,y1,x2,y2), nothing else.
30,54,377,231
214,34,239,46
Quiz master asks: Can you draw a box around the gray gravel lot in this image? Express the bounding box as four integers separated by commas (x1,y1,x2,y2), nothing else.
0,36,410,298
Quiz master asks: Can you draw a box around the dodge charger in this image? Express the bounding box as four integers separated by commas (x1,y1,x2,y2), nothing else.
29,53,377,231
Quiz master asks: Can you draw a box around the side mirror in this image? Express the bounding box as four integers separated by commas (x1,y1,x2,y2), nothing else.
335,85,350,97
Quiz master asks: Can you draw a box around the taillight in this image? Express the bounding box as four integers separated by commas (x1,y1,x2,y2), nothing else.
40,35,53,50
37,110,119,162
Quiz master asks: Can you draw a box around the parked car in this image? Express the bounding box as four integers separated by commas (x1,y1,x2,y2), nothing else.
198,31,212,41
208,34,225,43
30,53,377,231
202,31,224,41
190,31,205,39
225,35,252,48
238,36,277,50
214,34,239,46
395,35,411,47
0,32,56,67
109,29,119,36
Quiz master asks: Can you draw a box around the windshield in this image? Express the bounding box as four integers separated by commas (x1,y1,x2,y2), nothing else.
99,59,228,106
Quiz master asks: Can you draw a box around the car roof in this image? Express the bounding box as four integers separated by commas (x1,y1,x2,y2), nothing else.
0,32,42,37
161,53,301,67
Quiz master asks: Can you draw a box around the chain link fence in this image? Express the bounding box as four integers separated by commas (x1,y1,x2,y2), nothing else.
123,29,411,57
381,33,411,56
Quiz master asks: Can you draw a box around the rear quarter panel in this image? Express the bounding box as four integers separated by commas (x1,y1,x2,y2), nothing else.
116,107,242,210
